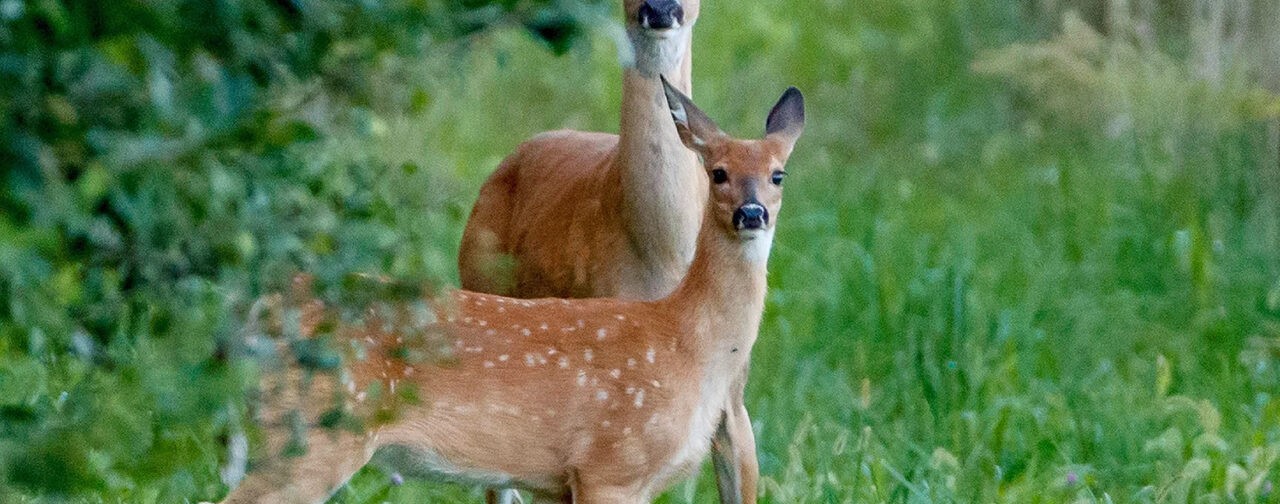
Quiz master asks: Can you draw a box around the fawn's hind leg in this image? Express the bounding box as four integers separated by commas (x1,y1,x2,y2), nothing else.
221,420,376,504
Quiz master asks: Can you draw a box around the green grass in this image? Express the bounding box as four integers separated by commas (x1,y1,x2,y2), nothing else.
319,1,1280,502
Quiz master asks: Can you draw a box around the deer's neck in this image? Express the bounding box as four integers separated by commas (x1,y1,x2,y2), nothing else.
663,215,771,358
614,46,705,288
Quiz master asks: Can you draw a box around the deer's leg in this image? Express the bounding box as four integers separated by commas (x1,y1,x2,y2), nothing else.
528,490,572,504
571,486,644,504
710,374,759,504
569,469,644,504
221,426,375,504
487,488,526,504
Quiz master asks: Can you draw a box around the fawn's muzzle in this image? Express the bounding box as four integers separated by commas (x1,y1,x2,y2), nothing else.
638,0,684,30
733,203,768,231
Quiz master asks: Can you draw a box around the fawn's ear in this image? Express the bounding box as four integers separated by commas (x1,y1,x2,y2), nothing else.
661,75,723,151
764,87,805,158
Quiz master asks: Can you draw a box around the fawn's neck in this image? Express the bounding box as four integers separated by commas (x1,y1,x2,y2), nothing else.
662,213,772,356
613,35,705,289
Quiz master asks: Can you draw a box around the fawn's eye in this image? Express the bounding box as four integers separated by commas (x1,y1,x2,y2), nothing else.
710,168,728,184
771,170,787,186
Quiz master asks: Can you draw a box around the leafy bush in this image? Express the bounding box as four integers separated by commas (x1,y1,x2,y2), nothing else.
0,0,605,500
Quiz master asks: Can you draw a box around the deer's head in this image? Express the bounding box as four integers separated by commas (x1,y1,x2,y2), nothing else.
625,0,699,76
661,77,805,260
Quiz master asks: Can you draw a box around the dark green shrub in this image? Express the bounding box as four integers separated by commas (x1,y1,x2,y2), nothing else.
0,0,603,500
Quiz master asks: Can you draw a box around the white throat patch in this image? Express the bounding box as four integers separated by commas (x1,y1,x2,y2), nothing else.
628,28,689,77
739,227,775,265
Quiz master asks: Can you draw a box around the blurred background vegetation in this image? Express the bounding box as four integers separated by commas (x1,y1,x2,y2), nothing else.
2,0,1280,502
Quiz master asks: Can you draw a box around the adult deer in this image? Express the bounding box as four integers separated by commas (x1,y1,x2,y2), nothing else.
459,0,703,301
221,80,803,504
458,1,760,502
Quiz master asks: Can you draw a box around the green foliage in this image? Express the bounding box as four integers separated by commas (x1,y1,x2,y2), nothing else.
0,0,607,500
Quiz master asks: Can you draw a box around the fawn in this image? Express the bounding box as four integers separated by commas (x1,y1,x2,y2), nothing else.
220,78,803,504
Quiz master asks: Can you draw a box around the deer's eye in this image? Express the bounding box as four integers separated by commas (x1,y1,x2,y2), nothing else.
771,170,787,186
710,168,728,184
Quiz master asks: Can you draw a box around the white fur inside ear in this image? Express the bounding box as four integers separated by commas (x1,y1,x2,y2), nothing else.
689,132,706,148
739,227,775,265
669,102,688,126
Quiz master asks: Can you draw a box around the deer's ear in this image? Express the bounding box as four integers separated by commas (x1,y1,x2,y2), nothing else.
661,75,722,151
765,87,805,157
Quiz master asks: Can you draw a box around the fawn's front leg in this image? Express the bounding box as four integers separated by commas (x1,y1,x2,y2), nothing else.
710,373,758,504
486,488,524,504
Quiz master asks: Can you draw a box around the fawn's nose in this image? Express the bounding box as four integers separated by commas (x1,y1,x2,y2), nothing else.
733,203,768,231
638,0,684,30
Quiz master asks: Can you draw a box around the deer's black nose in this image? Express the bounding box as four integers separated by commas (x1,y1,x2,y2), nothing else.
733,203,768,230
638,0,684,30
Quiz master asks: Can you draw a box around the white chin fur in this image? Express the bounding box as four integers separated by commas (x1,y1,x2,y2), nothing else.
738,227,775,265
628,27,687,76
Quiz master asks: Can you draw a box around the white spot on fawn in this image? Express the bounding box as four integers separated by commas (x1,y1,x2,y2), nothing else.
525,354,536,366
596,390,609,401
646,347,656,364
539,323,548,331
610,369,621,379
498,354,509,362
634,389,645,408
521,328,531,337
627,358,637,368
576,319,585,328
651,380,662,388
576,370,587,387
615,314,626,321
483,360,495,368
596,328,608,341
558,356,570,368
584,349,594,362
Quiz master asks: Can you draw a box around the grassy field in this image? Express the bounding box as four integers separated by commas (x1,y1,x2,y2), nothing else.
313,1,1280,503
4,0,1280,502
